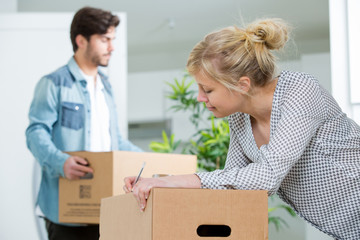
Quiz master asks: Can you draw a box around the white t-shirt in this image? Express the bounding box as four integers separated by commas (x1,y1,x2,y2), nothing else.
80,70,111,152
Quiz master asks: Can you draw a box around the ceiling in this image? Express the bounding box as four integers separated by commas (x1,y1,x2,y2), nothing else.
18,0,330,72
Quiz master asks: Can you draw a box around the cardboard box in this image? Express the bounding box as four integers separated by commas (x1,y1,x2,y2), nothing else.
59,151,197,224
100,188,268,240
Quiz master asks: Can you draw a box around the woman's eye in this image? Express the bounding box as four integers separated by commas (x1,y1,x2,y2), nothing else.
204,90,212,94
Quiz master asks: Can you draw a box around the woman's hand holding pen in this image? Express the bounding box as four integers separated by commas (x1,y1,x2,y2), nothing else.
123,176,177,212
123,174,202,212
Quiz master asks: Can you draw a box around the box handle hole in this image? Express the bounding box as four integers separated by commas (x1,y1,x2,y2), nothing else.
196,224,231,237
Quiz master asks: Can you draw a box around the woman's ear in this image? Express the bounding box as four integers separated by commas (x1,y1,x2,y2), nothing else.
75,34,87,50
237,76,251,93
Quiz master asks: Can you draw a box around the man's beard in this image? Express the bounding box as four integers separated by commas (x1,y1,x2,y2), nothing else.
91,54,109,67
85,47,110,67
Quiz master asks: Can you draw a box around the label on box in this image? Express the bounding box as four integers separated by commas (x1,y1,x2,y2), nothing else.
62,202,100,218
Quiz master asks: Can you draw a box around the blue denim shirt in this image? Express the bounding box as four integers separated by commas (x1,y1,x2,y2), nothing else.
26,57,142,224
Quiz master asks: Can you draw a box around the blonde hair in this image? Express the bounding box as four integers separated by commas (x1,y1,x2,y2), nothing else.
187,18,290,90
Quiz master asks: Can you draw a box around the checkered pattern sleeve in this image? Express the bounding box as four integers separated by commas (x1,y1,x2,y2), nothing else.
196,125,252,189
197,73,327,195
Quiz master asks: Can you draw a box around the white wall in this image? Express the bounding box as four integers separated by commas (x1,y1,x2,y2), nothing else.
329,0,360,126
347,0,360,104
0,0,17,12
0,13,73,240
329,0,352,119
346,0,360,125
301,53,331,92
128,70,184,123
0,13,127,240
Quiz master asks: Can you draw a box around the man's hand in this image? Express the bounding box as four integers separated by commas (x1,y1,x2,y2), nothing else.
63,156,93,180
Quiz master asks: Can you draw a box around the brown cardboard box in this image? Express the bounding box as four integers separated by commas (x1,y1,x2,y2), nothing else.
59,151,197,224
100,188,268,240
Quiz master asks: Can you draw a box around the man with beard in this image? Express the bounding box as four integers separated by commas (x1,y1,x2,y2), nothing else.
26,7,142,240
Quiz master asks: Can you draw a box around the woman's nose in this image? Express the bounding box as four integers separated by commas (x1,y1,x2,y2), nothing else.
197,91,208,102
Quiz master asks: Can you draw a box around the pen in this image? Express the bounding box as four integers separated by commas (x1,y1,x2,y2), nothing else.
134,162,146,185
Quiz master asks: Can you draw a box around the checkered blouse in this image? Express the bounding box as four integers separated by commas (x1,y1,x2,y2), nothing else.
196,71,360,240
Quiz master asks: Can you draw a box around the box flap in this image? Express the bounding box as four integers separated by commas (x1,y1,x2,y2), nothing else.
100,193,153,240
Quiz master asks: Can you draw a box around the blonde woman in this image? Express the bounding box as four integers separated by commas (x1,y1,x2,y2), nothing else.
124,18,360,240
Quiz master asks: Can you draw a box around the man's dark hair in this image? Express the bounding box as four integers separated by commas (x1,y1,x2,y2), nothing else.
70,7,120,52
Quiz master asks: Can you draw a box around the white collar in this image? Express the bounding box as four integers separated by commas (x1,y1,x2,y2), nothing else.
79,69,104,90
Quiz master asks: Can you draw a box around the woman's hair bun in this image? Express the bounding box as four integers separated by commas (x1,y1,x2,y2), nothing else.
245,18,290,50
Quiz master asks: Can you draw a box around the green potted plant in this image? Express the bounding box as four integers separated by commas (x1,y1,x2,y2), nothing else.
149,72,296,231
